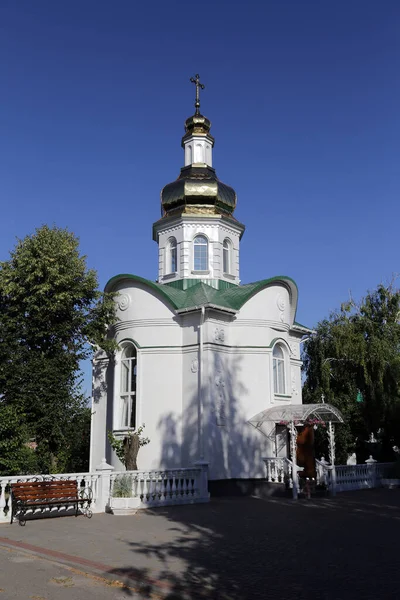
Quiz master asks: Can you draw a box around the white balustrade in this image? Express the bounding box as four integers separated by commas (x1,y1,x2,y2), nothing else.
0,472,101,524
262,457,287,483
263,457,395,497
109,467,207,508
334,462,394,492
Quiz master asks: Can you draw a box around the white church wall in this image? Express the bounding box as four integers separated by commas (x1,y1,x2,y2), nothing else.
202,348,270,480
181,348,201,468
236,285,292,329
289,360,303,405
106,349,183,471
137,350,183,470
113,283,182,348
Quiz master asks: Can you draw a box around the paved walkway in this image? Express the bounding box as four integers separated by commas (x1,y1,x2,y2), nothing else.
0,490,400,599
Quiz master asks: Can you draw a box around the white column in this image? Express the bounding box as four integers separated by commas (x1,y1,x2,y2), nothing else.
365,455,377,488
90,352,110,472
289,421,299,500
96,458,114,512
328,422,337,496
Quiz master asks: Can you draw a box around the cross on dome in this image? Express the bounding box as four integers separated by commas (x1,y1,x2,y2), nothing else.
190,74,205,115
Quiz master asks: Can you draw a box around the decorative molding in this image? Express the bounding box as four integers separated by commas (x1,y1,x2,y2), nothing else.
191,359,199,373
232,319,289,331
276,293,286,312
114,319,179,331
118,294,130,311
275,292,287,323
214,356,226,426
291,368,299,396
214,327,225,343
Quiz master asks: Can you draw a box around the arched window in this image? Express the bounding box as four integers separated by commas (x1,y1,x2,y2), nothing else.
193,235,208,271
223,238,232,274
120,345,137,429
166,237,177,274
273,345,286,395
186,144,192,164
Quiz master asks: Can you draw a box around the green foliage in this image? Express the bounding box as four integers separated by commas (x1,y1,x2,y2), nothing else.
112,474,133,498
0,225,117,475
107,431,125,464
0,403,38,475
303,282,400,462
108,425,150,470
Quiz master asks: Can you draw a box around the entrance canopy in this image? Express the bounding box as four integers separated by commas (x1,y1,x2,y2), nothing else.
248,403,344,438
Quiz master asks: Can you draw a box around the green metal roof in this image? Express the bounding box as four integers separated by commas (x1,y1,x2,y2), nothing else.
105,274,306,326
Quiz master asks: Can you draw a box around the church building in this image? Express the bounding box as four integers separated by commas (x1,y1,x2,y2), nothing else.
90,76,311,484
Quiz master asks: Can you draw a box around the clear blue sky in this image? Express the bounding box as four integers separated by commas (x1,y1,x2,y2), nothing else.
1,0,399,331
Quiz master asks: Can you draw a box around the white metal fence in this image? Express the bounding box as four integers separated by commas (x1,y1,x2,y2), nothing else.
264,457,395,497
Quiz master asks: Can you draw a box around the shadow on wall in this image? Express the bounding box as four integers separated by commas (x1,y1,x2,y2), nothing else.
157,353,265,479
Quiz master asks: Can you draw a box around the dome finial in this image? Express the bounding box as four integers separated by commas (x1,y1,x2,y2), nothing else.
190,74,205,116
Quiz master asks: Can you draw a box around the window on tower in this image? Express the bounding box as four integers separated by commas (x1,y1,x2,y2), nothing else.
193,235,208,271
120,344,137,429
223,238,232,274
166,237,178,274
273,344,286,396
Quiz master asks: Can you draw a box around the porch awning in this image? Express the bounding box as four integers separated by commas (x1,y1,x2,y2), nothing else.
248,403,344,438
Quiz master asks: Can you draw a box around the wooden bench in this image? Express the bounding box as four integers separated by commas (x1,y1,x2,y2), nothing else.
10,479,93,525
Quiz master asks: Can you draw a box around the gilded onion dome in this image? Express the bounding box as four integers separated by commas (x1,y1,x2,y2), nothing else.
161,163,237,217
161,126,237,219
160,74,238,218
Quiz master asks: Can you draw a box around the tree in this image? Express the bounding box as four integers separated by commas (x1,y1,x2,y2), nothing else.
108,425,150,470
0,403,38,475
0,225,116,474
303,282,400,463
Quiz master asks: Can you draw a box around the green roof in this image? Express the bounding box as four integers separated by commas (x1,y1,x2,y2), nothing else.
105,274,307,327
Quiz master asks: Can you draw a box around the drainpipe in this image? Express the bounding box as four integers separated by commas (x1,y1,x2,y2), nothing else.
198,306,206,460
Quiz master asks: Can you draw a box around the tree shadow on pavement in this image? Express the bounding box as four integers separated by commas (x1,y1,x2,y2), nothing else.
104,490,400,600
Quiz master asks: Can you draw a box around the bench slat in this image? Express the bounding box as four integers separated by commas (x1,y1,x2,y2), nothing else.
14,494,79,501
10,479,91,525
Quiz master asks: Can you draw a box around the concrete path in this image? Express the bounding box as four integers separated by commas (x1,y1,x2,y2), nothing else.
0,544,135,599
0,490,400,599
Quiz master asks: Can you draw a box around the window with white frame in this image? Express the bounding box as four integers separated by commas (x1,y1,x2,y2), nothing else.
166,237,177,274
223,238,232,274
193,235,208,271
120,345,137,429
273,344,286,395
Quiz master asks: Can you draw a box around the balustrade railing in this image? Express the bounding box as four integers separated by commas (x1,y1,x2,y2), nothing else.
0,464,210,523
265,457,395,497
315,460,394,493
262,457,288,484
335,462,393,492
262,457,303,497
0,472,101,523
109,467,207,508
